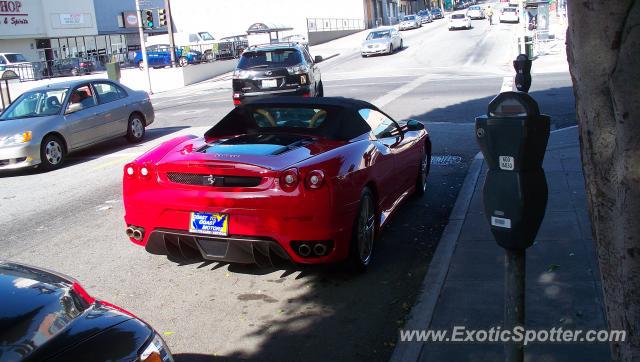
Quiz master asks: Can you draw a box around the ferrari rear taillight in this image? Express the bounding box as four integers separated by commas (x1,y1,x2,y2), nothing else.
233,93,241,106
125,163,137,177
305,170,325,190
140,163,155,179
279,168,299,191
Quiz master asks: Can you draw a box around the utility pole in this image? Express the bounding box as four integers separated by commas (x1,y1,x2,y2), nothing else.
164,0,177,67
135,0,152,94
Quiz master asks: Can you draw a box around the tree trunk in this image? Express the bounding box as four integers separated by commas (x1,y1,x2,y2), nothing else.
566,1,640,360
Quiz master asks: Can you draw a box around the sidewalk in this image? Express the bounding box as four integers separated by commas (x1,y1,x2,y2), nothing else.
532,13,569,74
392,126,611,361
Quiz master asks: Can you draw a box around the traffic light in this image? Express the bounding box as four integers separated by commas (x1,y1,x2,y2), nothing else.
144,10,154,28
158,8,167,27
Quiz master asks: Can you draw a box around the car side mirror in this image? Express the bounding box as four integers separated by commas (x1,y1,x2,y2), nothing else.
65,103,83,114
406,119,425,131
314,55,323,63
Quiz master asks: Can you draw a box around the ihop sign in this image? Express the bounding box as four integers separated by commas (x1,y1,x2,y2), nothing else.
0,1,29,26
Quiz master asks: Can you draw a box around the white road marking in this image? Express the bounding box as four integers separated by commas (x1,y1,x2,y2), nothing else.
372,74,432,108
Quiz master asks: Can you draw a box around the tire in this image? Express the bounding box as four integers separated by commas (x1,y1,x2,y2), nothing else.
414,151,431,197
71,68,79,76
126,113,146,143
347,188,376,272
316,81,324,97
400,40,404,49
137,60,144,70
178,56,188,67
39,135,66,171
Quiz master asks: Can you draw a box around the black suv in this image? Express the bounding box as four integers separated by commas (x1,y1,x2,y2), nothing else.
232,43,323,105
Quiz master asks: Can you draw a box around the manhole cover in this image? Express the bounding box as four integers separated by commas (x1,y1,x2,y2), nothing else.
431,155,464,166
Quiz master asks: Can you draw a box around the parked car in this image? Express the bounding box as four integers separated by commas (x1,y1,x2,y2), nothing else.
123,97,431,271
134,44,203,69
417,10,434,23
500,7,520,23
0,261,173,361
399,15,421,30
467,5,485,19
453,2,467,10
449,12,472,30
431,8,445,19
45,58,94,77
0,79,154,171
231,43,323,105
361,26,403,57
0,52,29,70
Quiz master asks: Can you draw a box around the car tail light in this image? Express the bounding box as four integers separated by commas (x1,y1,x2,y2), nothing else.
279,168,299,191
302,92,311,97
305,170,325,190
233,93,241,105
140,163,155,179
125,163,137,177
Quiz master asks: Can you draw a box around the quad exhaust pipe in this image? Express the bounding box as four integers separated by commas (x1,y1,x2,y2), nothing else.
298,243,312,257
126,226,145,241
313,243,327,256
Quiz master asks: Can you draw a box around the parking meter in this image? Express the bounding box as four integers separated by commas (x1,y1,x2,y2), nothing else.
475,91,550,250
513,54,532,92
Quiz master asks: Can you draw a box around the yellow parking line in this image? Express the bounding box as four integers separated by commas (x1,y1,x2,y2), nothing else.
91,156,131,171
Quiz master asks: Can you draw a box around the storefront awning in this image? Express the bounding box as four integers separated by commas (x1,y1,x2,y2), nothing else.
246,23,293,34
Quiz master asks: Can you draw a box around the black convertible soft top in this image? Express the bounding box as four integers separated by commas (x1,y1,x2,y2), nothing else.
204,97,380,141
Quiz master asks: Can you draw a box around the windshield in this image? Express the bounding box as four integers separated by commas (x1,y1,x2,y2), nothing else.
251,107,327,129
5,54,27,63
0,89,68,120
366,31,391,40
403,15,415,21
470,6,480,10
238,49,302,69
451,14,466,19
198,32,215,41
431,9,441,13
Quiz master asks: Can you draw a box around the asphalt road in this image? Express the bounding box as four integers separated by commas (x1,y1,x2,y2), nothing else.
0,11,576,362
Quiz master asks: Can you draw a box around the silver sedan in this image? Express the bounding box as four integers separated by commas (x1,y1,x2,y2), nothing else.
0,79,154,171
361,27,404,57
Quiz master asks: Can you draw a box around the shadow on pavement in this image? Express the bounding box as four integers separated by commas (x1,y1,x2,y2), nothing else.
411,86,576,129
0,126,189,178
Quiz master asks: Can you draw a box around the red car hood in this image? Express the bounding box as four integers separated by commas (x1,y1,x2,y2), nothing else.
155,133,346,171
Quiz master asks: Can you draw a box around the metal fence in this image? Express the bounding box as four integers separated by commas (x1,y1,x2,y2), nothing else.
307,18,365,32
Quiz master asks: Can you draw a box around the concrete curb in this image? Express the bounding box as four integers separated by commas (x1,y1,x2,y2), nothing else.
390,152,485,362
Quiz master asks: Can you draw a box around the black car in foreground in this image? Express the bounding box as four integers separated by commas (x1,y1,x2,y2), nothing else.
0,261,172,362
232,42,324,106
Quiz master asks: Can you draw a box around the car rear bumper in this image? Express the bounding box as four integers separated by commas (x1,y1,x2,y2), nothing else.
361,47,390,55
0,143,40,170
235,85,312,103
124,181,358,265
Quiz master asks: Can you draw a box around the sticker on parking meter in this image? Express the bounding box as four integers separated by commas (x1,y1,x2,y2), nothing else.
491,216,512,229
499,156,515,170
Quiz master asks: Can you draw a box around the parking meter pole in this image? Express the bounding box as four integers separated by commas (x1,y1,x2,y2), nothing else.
136,0,152,94
164,0,177,68
505,249,525,362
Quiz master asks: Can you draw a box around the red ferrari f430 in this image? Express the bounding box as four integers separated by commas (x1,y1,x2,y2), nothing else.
123,97,431,270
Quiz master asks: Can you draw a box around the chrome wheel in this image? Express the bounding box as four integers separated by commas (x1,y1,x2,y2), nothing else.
357,194,375,265
45,140,63,165
420,153,429,192
178,57,188,67
131,117,144,139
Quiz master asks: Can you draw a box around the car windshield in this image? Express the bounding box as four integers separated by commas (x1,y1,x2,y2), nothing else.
367,31,391,40
4,53,27,63
470,6,480,10
403,15,415,20
251,107,328,129
451,14,466,19
237,49,302,69
431,9,441,13
504,8,516,12
0,89,68,120
198,32,215,41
